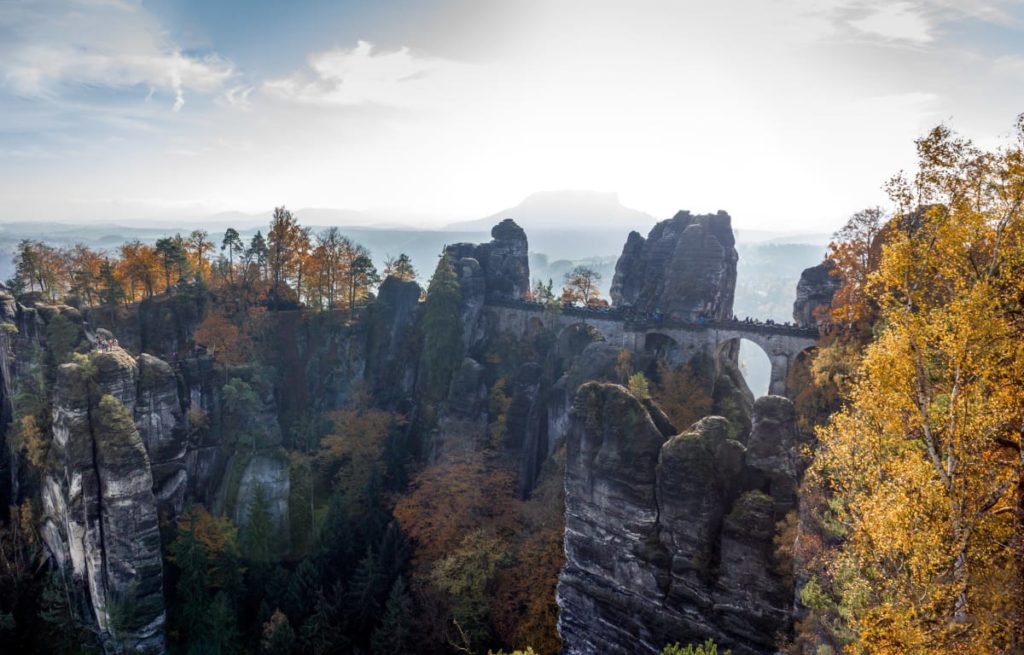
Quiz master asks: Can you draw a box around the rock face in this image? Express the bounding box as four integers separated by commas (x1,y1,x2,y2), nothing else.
366,276,422,404
610,211,738,321
41,349,166,654
792,260,840,328
444,219,530,350
135,354,188,516
558,384,800,655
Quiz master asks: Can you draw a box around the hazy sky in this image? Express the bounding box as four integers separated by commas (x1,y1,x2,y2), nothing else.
2,0,1024,230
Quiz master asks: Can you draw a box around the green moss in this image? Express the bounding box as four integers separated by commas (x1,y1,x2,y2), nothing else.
726,490,773,525
94,394,143,453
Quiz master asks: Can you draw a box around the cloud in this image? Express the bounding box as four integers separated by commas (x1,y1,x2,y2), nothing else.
263,40,473,109
847,2,935,43
0,0,233,110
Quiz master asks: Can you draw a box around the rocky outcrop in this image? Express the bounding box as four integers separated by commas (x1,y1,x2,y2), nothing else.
234,453,291,557
135,354,188,516
365,276,422,405
40,349,166,654
792,260,840,328
445,219,530,351
610,211,738,321
558,385,800,655
433,358,489,459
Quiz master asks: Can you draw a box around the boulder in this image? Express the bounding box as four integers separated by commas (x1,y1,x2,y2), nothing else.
792,260,840,328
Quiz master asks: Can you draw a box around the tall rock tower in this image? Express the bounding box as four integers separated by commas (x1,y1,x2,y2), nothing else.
610,210,738,321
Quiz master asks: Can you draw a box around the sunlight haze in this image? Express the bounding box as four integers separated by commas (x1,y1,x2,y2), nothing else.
3,0,1024,231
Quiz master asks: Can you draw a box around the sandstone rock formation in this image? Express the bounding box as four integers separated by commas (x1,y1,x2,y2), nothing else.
41,349,166,654
445,218,529,350
366,276,422,404
610,211,738,321
792,260,840,328
558,384,800,655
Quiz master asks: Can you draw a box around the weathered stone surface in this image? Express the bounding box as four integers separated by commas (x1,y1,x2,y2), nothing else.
610,210,738,321
444,219,530,350
503,362,547,497
234,453,291,556
366,276,422,403
792,260,840,328
558,384,801,655
432,358,489,459
558,382,672,655
135,353,188,515
41,351,166,654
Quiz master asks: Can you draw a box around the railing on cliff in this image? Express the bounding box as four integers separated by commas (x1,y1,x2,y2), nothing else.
484,297,820,339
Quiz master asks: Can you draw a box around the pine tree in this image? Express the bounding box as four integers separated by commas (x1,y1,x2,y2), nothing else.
383,253,417,282
170,522,212,646
207,591,241,655
370,577,414,655
318,491,355,583
300,585,349,655
99,259,126,307
242,484,274,564
38,570,77,654
347,548,387,636
377,522,410,588
283,559,319,625
421,252,463,402
222,228,243,283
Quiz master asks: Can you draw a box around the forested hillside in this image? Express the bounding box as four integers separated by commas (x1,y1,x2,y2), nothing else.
0,119,1021,655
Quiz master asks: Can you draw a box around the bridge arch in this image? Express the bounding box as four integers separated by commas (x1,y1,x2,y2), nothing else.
552,322,607,376
715,337,772,398
643,332,686,367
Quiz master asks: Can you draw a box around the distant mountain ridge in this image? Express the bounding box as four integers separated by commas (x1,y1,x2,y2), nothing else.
445,190,657,232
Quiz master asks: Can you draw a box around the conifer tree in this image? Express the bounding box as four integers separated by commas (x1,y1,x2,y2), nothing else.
347,548,387,636
242,484,274,564
421,252,463,402
370,577,414,655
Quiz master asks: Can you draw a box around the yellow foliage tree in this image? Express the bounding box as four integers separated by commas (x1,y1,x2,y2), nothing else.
811,120,1024,653
317,407,399,511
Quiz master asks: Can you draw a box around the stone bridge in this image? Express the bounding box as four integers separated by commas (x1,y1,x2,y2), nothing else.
483,300,819,397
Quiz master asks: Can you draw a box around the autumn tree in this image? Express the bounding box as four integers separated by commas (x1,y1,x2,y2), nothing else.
652,360,713,430
827,207,885,327
293,226,313,305
317,407,401,512
66,244,104,305
12,240,63,300
811,121,1024,653
194,311,250,365
560,265,602,306
267,206,301,304
119,240,160,300
186,230,214,281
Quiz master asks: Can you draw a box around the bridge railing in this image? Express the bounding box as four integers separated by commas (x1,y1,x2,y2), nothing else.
484,297,820,338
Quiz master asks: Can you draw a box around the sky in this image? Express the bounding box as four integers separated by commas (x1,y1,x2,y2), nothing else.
2,0,1024,231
